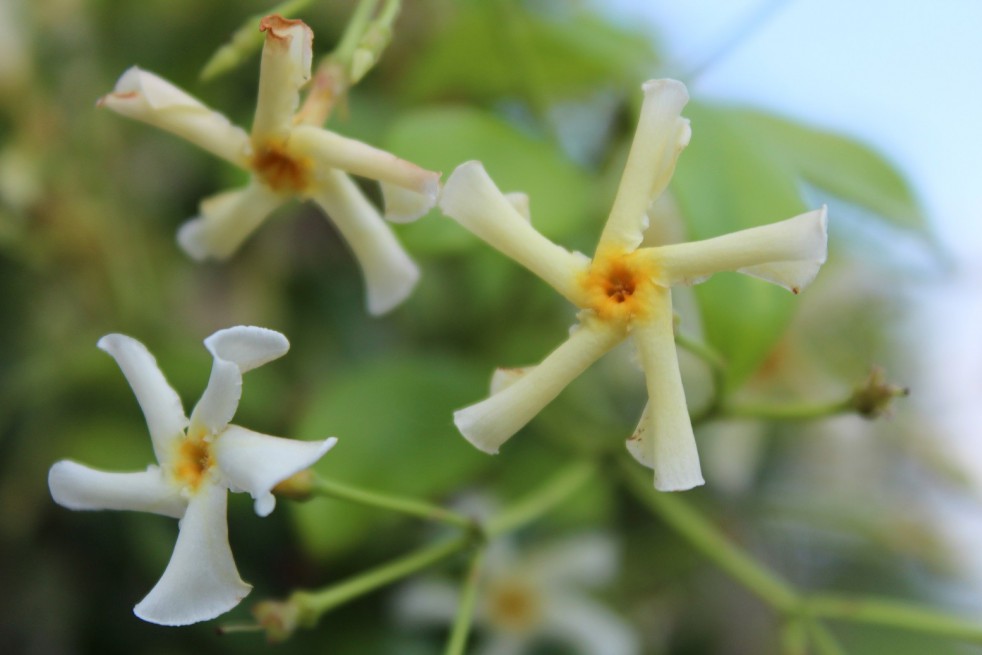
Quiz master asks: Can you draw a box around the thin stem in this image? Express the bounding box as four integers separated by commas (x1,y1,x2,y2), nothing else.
808,621,847,655
721,398,854,422
675,330,727,372
621,462,799,612
311,476,475,530
807,594,982,644
294,535,471,620
443,548,486,655
333,0,381,64
486,460,596,537
780,617,809,655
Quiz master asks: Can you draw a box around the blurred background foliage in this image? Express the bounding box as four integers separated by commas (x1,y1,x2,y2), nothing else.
0,0,971,653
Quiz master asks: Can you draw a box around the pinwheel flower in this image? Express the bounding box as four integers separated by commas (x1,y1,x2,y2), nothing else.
99,15,439,315
48,327,337,625
439,79,828,491
397,533,638,655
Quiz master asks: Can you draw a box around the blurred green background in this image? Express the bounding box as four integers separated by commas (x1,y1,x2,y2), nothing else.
0,1,974,653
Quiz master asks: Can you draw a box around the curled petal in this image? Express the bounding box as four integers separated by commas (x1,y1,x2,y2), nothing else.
97,334,188,465
310,170,420,315
598,79,691,254
455,320,623,454
379,181,438,223
189,358,241,437
99,67,250,167
489,366,533,395
648,206,829,293
524,533,618,589
289,125,440,216
251,15,313,142
439,161,589,304
48,461,185,519
177,183,285,261
204,326,290,374
504,192,531,222
134,482,250,625
214,425,336,517
629,293,704,491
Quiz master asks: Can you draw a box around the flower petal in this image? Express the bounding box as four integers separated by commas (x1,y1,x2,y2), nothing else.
99,67,250,167
188,327,289,437
134,481,250,625
379,181,438,223
97,334,188,465
597,79,691,254
310,170,420,315
455,320,623,454
289,125,440,218
539,595,640,655
48,461,186,518
177,182,286,261
251,15,313,143
629,293,704,491
393,579,461,626
648,206,828,293
213,425,336,517
439,161,589,304
524,533,617,589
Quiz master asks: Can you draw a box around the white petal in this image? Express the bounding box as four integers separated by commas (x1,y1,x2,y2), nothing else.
97,334,188,465
176,183,285,261
597,79,690,254
630,294,704,491
203,326,290,373
455,321,623,454
649,206,829,293
134,481,250,625
489,366,533,395
504,192,531,222
379,181,438,223
48,461,185,518
540,595,640,655
393,579,461,626
99,67,250,167
439,161,589,304
474,635,527,655
188,327,290,436
524,534,618,589
289,125,441,212
251,15,313,142
213,425,336,517
310,170,420,315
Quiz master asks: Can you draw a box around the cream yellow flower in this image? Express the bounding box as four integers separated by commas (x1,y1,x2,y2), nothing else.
439,79,827,491
99,16,439,315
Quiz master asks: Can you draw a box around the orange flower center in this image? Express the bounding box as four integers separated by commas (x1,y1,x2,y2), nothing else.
251,140,313,193
578,250,658,322
174,433,214,490
486,579,542,633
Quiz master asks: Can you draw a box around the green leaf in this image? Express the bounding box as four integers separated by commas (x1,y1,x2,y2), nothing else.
402,4,657,104
289,354,492,557
671,103,808,388
386,107,600,254
731,109,924,231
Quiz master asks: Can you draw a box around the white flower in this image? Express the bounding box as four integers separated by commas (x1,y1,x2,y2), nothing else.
397,534,639,655
99,15,440,315
47,326,337,626
439,79,828,491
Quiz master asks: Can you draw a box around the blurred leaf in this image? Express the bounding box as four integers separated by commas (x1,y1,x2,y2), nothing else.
403,4,657,104
290,354,492,556
671,103,808,388
732,109,924,231
386,106,599,254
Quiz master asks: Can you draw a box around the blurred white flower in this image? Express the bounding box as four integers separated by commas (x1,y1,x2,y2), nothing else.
48,326,337,626
100,15,440,315
439,78,827,491
397,533,638,655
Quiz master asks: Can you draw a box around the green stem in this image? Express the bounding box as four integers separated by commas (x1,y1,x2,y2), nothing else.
721,398,854,422
311,476,474,530
808,621,847,655
293,535,471,621
807,594,982,644
486,460,596,537
333,0,381,64
675,330,727,372
621,463,799,612
780,617,809,655
444,548,486,655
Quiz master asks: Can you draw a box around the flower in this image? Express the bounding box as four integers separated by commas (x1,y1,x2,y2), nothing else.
99,15,440,315
397,533,638,655
438,79,828,491
47,326,337,625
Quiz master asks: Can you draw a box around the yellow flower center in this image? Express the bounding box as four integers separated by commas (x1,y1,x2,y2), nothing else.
486,578,542,633
173,432,214,491
251,140,313,193
578,250,659,322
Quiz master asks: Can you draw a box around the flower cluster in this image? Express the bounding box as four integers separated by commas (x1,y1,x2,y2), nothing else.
49,11,829,631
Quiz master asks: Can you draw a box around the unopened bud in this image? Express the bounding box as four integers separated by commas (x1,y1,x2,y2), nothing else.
852,367,909,419
273,469,316,501
253,599,302,643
